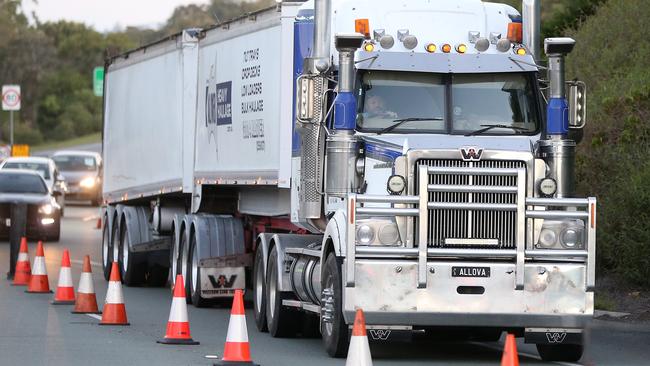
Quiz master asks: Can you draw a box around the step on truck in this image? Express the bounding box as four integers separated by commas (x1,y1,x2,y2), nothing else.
101,0,595,362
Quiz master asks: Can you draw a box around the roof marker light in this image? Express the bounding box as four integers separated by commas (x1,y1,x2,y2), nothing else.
355,19,370,39
515,46,527,56
496,38,512,53
475,38,490,52
441,44,452,53
402,35,418,50
363,42,375,52
456,44,467,54
379,35,395,49
425,43,436,53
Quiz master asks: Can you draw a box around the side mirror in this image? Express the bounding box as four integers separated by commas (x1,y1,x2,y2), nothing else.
567,80,586,129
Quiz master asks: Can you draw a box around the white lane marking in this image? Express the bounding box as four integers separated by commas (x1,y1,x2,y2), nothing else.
70,259,102,268
472,342,581,366
82,215,100,222
86,314,102,321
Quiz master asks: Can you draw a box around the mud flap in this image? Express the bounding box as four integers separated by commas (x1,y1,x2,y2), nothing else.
200,266,246,298
524,328,583,345
363,326,413,343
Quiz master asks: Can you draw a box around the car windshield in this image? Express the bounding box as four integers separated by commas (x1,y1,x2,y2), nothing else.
356,71,539,134
0,173,47,194
53,155,97,172
2,162,50,180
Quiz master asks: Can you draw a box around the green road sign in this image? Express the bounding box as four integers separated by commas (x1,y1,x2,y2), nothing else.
93,67,104,97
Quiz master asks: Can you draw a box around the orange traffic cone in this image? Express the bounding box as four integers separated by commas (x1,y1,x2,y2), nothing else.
157,274,199,345
72,255,101,314
99,262,129,326
214,289,258,365
12,237,31,286
52,249,75,304
26,241,52,293
501,333,520,366
345,309,373,366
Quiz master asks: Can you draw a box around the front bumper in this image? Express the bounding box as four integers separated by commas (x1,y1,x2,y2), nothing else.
344,259,593,328
65,183,100,200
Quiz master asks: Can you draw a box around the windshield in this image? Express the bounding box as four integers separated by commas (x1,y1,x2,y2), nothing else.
2,162,50,180
53,155,97,172
357,71,540,135
0,173,48,194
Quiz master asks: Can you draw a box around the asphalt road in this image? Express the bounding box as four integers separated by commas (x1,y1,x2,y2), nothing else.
1,205,649,365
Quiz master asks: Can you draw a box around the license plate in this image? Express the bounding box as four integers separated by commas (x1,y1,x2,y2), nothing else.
452,266,490,278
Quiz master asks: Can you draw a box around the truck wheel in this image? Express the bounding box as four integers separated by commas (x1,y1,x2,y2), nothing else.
536,344,583,362
180,231,191,303
188,234,210,307
266,246,297,337
101,216,112,280
253,247,268,332
321,253,349,358
118,221,145,286
170,228,181,287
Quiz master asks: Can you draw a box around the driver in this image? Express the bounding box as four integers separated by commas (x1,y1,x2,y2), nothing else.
364,95,398,119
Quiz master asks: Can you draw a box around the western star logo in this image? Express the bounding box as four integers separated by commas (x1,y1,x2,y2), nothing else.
460,146,484,161
546,332,567,344
208,274,237,289
369,329,391,341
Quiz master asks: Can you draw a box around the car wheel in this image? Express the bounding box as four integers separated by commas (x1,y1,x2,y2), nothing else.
536,344,583,362
265,246,297,337
321,252,349,358
253,246,268,332
188,233,210,307
101,216,112,280
118,220,145,286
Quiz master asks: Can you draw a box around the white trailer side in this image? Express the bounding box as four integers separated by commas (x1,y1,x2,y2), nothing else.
103,31,199,202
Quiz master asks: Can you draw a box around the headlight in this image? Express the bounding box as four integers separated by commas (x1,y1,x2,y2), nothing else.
80,177,96,188
378,223,400,245
538,228,557,248
535,220,584,250
356,225,375,245
39,204,54,215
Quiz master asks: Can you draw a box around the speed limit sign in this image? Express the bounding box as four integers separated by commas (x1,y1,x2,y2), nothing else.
2,85,21,111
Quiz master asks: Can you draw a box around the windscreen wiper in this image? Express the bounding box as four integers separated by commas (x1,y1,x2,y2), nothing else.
465,124,531,137
378,117,443,135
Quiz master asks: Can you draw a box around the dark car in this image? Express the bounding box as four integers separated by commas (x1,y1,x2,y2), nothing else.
0,169,62,241
52,151,102,206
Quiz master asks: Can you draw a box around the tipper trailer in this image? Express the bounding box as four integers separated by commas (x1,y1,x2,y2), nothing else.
101,0,595,361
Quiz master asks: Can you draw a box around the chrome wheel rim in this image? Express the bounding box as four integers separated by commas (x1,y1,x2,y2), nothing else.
121,230,129,273
171,231,179,285
269,262,276,319
191,243,199,293
255,254,264,313
181,236,188,285
102,224,109,266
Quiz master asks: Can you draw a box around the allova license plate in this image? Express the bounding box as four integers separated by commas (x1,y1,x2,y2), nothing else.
452,266,491,278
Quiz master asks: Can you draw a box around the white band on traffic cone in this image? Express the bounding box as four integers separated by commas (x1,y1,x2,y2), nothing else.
77,272,95,294
105,281,124,304
168,297,189,322
32,256,47,275
57,267,73,287
345,335,373,366
18,252,29,261
225,315,249,343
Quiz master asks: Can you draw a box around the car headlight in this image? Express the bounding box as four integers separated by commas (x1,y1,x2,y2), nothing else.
356,225,375,245
80,177,96,188
39,204,54,215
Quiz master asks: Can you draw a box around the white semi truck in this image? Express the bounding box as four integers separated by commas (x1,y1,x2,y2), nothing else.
101,0,596,361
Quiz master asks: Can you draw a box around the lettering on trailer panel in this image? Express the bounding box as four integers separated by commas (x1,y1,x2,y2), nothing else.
216,81,232,126
240,47,265,151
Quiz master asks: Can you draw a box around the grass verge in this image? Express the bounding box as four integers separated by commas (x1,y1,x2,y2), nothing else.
31,132,101,153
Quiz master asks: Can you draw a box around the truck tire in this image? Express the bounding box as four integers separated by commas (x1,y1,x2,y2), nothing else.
118,220,145,286
321,253,349,358
188,233,211,307
101,216,112,280
253,247,268,332
265,246,297,337
536,344,583,362
170,228,181,287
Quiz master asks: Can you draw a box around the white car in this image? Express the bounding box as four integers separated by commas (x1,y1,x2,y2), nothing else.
0,156,67,215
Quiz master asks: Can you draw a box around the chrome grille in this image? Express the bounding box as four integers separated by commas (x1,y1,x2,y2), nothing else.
415,159,526,249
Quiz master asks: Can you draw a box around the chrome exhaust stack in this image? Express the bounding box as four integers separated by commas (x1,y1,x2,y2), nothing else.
522,0,541,61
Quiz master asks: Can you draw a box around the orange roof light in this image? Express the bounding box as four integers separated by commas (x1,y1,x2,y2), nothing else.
441,44,452,53
507,22,523,43
355,19,371,39
515,46,527,56
456,44,467,54
425,43,437,53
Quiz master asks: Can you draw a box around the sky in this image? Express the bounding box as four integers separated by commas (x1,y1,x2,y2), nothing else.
21,0,210,31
